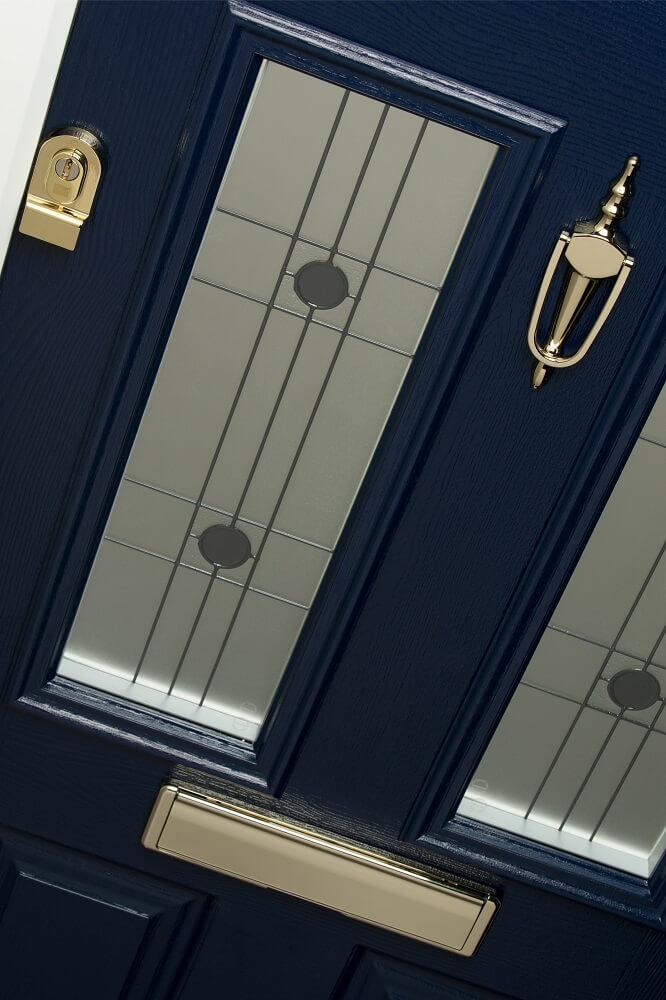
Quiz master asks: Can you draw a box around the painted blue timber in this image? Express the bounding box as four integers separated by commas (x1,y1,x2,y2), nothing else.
0,2,664,997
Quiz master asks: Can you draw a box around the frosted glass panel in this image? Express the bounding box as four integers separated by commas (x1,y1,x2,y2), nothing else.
58,60,496,740
459,385,666,875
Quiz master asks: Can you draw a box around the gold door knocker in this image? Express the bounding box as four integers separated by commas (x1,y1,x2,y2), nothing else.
527,156,638,389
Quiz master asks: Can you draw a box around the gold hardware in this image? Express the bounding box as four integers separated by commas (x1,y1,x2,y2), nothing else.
527,156,638,388
19,128,104,250
143,786,498,955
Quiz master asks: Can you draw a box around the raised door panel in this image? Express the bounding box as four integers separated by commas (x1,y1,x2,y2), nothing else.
339,951,514,1000
0,828,209,1000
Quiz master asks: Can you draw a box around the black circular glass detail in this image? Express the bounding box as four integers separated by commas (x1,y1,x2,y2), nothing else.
294,260,348,309
198,524,252,568
607,669,661,711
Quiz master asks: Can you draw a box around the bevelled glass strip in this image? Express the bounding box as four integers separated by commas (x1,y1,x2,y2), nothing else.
58,60,496,740
458,384,666,875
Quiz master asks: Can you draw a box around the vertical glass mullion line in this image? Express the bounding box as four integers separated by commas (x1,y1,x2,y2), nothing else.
167,569,219,696
229,103,391,527
199,117,430,708
557,714,626,831
228,300,316,528
524,536,666,819
588,619,666,842
131,86,351,686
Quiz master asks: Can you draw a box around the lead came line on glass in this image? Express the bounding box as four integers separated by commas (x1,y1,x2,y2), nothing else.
123,476,334,553
523,536,666,825
588,621,666,841
165,95,370,696
191,273,414,359
193,104,393,700
215,207,441,292
199,114,429,707
132,88,353,686
460,420,666,875
135,95,437,706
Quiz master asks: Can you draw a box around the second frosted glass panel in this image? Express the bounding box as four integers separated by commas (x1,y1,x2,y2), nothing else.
58,60,496,740
459,386,666,875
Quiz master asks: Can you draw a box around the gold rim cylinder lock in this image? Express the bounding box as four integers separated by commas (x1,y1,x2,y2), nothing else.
19,128,104,251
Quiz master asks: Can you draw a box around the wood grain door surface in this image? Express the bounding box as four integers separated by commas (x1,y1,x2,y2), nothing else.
0,3,665,998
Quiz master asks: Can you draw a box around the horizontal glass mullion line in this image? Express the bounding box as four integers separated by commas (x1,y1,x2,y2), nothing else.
124,476,195,506
639,435,666,450
215,207,441,291
546,623,612,651
518,679,664,724
123,477,333,553
104,535,173,565
547,624,664,672
190,274,415,360
104,536,311,611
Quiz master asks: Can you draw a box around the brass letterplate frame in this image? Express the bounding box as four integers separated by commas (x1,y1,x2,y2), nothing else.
143,786,497,956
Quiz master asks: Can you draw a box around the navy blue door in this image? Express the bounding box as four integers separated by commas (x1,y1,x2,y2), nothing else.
0,3,665,998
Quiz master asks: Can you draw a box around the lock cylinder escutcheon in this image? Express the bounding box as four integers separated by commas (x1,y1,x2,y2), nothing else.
19,127,104,251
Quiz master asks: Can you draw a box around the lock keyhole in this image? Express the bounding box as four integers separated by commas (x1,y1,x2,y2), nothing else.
54,156,81,181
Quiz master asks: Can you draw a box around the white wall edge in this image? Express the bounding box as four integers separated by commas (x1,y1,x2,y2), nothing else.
0,0,78,271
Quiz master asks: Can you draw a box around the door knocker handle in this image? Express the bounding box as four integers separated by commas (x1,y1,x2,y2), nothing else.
527,156,638,389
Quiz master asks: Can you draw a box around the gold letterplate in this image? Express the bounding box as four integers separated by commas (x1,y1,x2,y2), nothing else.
19,127,104,250
143,786,497,955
